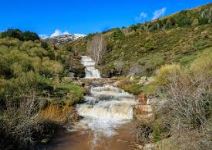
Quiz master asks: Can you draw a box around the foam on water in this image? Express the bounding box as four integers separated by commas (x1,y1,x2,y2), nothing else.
76,85,136,137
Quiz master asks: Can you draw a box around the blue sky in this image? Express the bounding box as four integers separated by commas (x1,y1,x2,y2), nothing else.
0,0,211,36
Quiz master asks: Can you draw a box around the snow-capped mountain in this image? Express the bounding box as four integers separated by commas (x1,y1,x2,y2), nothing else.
45,33,85,45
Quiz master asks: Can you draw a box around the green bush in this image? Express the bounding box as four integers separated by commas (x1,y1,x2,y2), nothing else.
155,64,181,86
1,29,40,41
22,31,40,41
1,29,23,40
190,48,212,77
117,79,143,95
111,29,125,40
40,58,63,77
57,82,85,105
152,123,162,142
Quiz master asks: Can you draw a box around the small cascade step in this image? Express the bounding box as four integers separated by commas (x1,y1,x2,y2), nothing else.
81,56,101,78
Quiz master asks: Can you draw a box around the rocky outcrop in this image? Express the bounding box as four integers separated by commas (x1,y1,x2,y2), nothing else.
134,93,155,123
134,94,157,150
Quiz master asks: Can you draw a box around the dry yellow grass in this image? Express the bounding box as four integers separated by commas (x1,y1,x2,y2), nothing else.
38,104,77,124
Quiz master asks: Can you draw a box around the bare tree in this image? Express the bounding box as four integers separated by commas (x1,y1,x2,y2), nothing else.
87,34,106,64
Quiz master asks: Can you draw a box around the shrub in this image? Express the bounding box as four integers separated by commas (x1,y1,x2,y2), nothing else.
152,123,162,142
1,29,23,40
0,102,58,150
54,81,85,105
1,29,40,41
155,53,212,130
117,79,142,95
22,31,40,41
41,41,49,49
175,10,192,27
148,51,212,148
111,29,125,40
155,64,181,86
41,58,63,77
190,49,212,78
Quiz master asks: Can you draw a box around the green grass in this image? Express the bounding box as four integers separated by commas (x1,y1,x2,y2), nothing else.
116,78,143,95
56,82,85,105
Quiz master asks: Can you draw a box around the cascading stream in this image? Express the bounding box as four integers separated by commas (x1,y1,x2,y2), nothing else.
47,56,137,150
76,85,136,137
77,56,137,142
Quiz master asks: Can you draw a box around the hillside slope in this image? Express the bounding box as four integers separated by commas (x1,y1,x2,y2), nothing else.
0,29,85,149
67,3,212,77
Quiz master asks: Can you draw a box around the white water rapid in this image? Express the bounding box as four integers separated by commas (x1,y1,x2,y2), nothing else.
81,56,101,78
76,85,136,137
76,56,137,138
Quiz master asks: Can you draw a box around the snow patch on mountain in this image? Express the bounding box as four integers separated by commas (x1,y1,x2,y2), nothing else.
40,29,86,45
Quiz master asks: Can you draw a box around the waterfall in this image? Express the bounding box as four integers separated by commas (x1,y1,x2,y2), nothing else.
81,56,101,78
76,85,136,137
77,56,137,138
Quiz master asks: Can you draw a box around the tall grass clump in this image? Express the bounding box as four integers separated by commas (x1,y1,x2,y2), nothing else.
153,50,212,149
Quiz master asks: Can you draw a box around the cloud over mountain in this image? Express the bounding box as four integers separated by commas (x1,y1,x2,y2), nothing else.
135,12,148,22
50,29,70,37
152,7,166,20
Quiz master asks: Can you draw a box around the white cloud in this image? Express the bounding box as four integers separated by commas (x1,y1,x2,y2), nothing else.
135,12,148,22
152,7,166,20
50,29,70,37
